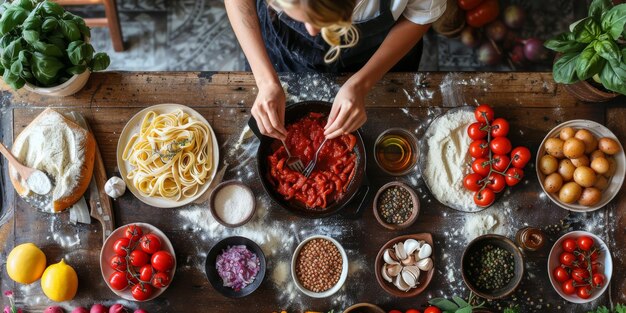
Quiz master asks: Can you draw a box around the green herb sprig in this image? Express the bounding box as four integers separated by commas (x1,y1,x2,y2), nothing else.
428,292,485,313
587,304,626,313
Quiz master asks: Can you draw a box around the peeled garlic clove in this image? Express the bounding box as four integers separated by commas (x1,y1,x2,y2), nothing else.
404,265,421,282
417,257,433,271
381,265,393,283
418,243,432,259
401,254,416,266
394,273,411,292
403,239,421,255
384,249,399,264
386,263,402,277
401,268,417,287
395,242,408,260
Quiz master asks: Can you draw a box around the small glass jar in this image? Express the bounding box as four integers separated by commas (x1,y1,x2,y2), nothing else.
515,227,546,252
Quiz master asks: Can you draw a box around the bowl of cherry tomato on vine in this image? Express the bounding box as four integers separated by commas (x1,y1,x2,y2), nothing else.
548,231,612,303
464,104,531,207
100,223,177,301
387,307,442,313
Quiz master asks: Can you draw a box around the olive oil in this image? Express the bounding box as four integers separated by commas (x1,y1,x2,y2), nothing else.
375,129,418,175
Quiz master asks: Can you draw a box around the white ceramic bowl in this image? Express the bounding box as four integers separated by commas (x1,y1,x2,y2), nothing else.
100,223,177,302
536,120,625,212
547,231,612,303
291,235,349,298
24,69,90,97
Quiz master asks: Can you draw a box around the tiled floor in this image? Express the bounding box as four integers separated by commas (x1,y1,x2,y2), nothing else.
80,0,584,72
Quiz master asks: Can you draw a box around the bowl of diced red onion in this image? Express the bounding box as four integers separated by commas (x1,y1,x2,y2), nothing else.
205,236,266,298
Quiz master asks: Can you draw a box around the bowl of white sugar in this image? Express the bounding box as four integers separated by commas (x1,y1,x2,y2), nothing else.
209,180,256,227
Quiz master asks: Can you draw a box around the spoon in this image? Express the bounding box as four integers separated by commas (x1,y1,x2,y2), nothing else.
0,143,52,195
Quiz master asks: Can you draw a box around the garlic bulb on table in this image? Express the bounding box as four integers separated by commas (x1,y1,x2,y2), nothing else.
105,176,126,199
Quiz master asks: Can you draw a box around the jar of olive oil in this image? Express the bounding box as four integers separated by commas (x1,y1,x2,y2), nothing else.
374,128,419,176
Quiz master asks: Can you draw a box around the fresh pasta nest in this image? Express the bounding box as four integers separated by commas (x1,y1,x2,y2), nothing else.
122,109,214,201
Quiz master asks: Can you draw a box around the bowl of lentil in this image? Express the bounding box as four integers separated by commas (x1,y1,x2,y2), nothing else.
343,303,386,313
461,234,525,300
374,233,435,297
373,182,419,230
291,235,348,298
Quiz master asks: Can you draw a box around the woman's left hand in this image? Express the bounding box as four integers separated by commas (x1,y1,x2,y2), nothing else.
324,79,368,139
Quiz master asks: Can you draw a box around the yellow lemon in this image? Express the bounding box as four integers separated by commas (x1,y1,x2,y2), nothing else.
6,243,46,284
41,259,78,302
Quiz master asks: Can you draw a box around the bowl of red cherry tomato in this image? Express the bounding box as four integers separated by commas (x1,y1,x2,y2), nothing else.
548,230,612,303
100,223,176,301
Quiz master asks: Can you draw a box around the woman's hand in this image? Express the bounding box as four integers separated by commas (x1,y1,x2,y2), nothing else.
251,81,287,140
324,78,368,139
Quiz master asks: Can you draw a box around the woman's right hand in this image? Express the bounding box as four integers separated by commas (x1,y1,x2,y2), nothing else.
251,81,287,140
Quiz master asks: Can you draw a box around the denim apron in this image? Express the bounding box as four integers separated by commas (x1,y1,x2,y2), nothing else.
255,0,423,72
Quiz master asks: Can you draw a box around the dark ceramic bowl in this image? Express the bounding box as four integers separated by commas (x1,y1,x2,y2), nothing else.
461,234,525,300
372,181,419,230
205,236,266,298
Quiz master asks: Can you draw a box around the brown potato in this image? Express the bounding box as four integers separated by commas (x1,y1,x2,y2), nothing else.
605,157,617,177
559,182,582,204
598,137,621,155
558,159,576,181
559,127,576,141
590,150,606,162
539,155,559,175
544,138,565,158
570,155,590,167
563,138,585,159
590,157,610,174
574,129,598,154
544,173,563,193
594,175,609,190
573,166,597,187
578,187,602,206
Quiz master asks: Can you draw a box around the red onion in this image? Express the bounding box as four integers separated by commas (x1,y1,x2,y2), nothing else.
109,304,129,313
460,27,481,48
133,310,148,313
486,20,508,42
90,304,108,313
522,38,549,62
216,245,260,291
477,42,502,65
504,5,525,29
510,44,527,67
71,308,89,313
44,307,64,313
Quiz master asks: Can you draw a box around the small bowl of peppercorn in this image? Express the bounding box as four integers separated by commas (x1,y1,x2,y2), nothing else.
461,234,525,300
291,235,349,298
373,182,419,230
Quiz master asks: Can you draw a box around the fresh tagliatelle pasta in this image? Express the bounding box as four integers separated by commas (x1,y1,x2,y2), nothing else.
122,109,213,201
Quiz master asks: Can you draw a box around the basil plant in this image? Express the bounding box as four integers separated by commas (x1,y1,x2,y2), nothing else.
544,0,626,95
0,0,110,90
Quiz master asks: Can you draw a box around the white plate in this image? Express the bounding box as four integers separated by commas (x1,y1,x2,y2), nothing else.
291,235,349,298
100,223,177,302
536,120,625,212
117,104,219,208
547,231,612,303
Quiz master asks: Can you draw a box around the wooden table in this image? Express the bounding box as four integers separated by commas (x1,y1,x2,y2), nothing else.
0,72,625,313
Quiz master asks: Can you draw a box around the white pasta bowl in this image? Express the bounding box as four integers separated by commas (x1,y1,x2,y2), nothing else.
291,235,349,298
536,120,625,212
116,103,219,208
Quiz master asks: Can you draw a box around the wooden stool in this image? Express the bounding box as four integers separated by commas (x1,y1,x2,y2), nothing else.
55,0,124,52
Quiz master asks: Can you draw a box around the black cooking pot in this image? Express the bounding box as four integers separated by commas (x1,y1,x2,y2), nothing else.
248,101,370,218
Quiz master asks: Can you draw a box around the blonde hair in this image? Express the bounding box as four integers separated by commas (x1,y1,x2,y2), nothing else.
271,0,359,63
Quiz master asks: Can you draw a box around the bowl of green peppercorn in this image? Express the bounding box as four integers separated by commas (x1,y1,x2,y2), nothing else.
461,234,525,300
373,182,419,230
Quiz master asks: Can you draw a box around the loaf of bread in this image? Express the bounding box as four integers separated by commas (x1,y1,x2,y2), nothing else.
9,109,96,212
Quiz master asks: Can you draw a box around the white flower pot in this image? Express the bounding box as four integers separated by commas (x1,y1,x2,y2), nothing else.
24,69,91,97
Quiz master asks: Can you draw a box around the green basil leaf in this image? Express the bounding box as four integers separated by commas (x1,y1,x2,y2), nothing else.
67,41,84,65
41,17,59,32
615,304,626,313
20,69,33,80
58,19,81,41
9,76,26,89
553,52,579,84
0,33,16,49
577,44,606,80
31,52,64,86
452,296,469,308
573,17,603,43
16,0,35,11
83,43,94,62
10,59,23,75
32,40,63,58
22,10,42,31
454,307,473,313
600,58,626,95
66,64,86,75
589,0,612,21
1,55,11,69
594,39,621,63
544,32,586,53
90,52,110,71
0,6,28,35
22,29,39,45
3,39,22,61
601,4,626,40
428,298,460,311
47,35,66,50
3,68,18,85
18,50,30,64
77,23,90,39
42,1,64,17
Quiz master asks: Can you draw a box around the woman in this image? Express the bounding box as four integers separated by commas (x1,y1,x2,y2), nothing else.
225,0,446,140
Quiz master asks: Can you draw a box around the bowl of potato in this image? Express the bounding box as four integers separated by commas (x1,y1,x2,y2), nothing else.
536,120,625,212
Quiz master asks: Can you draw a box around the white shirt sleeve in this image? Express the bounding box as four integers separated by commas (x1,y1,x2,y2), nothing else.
401,0,447,25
